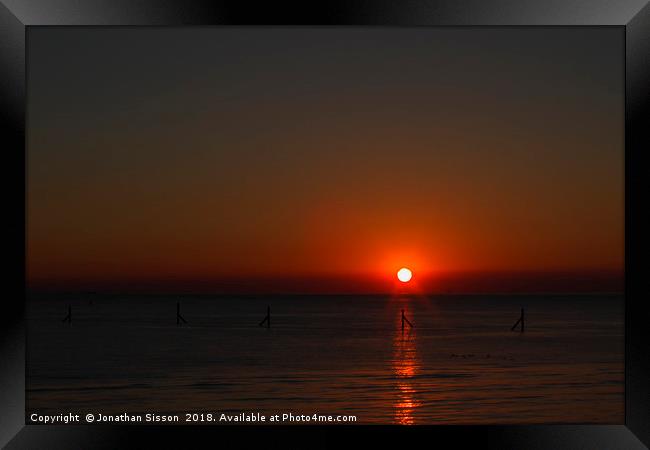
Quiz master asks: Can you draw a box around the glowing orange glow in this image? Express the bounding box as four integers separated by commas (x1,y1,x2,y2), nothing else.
26,30,624,295
393,325,421,424
397,268,412,283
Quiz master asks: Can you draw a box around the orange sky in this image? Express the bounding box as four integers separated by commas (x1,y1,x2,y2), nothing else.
27,28,624,293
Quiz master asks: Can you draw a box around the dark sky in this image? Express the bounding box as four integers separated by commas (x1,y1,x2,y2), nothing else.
27,27,623,293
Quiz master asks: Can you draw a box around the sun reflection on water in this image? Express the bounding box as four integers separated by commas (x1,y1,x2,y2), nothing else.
392,313,422,425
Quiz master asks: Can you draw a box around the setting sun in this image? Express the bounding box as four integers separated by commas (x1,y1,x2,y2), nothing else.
397,268,412,283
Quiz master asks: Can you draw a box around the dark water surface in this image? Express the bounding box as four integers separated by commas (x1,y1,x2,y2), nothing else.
27,294,624,424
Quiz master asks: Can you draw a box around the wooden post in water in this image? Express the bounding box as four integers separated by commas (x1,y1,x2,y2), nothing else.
510,308,524,332
259,305,270,328
61,305,71,324
176,302,187,325
401,309,413,332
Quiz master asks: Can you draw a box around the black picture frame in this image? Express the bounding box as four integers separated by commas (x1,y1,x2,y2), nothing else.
1,1,648,448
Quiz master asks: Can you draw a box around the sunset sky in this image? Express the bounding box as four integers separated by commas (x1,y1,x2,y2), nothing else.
27,28,623,293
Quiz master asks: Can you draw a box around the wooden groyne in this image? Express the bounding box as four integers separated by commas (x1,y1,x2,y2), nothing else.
511,308,525,332
259,305,270,328
401,309,413,331
176,302,188,325
61,305,71,324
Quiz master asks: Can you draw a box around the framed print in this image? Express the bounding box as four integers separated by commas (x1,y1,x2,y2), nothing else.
1,1,649,448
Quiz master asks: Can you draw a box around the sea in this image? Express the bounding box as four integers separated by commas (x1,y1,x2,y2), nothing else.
26,293,624,424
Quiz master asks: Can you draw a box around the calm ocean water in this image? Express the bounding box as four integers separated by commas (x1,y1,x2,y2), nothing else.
27,294,624,424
